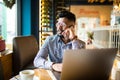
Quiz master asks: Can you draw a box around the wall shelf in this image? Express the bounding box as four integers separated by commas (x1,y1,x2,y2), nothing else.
39,0,70,47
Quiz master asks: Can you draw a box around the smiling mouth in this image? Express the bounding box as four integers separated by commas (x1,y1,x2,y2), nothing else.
61,30,64,33
58,30,64,38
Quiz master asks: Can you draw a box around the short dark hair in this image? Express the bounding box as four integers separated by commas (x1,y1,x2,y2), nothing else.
58,10,76,22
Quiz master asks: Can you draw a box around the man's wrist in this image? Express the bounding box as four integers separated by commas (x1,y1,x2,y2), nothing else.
51,63,55,71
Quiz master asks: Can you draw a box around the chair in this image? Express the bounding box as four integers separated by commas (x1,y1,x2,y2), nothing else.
12,35,39,76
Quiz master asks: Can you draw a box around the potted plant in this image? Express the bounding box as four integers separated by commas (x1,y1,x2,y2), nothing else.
87,31,94,45
0,36,6,52
3,0,16,9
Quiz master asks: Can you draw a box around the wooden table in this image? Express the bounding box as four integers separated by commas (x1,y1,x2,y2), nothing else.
34,69,58,80
11,68,116,80
10,69,60,80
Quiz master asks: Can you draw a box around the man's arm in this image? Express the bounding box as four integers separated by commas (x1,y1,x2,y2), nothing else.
33,37,54,69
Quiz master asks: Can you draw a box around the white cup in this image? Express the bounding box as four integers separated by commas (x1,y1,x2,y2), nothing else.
19,70,34,80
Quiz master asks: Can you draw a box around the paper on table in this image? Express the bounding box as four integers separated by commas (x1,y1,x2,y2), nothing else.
34,69,57,80
47,70,57,80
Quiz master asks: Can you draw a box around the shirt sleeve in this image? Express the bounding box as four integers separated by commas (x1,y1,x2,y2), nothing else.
33,36,53,70
72,39,86,49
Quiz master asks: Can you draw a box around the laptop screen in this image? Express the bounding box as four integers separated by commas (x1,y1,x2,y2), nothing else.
61,48,117,80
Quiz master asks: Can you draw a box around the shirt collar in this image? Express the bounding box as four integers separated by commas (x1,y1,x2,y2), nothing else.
56,34,62,42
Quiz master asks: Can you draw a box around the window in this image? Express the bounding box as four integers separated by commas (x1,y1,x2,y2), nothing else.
0,0,17,49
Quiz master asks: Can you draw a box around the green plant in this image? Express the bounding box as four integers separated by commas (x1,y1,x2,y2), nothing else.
87,31,94,40
3,0,16,9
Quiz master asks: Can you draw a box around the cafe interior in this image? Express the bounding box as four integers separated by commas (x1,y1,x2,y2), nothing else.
0,0,120,80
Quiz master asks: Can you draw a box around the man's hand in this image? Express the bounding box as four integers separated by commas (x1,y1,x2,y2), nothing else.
67,27,76,40
62,27,77,41
52,63,62,72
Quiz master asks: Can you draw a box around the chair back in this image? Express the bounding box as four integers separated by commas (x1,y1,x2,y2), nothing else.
12,35,39,75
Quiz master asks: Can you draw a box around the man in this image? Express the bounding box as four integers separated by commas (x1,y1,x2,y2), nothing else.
34,10,85,72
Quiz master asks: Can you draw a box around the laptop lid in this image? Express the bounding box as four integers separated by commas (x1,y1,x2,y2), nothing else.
61,48,117,80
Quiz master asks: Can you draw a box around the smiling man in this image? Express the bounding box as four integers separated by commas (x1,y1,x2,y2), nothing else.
34,10,85,72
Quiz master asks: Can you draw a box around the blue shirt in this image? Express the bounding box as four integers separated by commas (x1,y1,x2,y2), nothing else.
34,34,85,69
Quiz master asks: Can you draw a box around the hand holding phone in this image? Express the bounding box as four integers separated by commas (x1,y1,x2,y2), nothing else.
61,26,77,41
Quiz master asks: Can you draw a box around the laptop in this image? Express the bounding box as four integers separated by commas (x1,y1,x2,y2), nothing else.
60,48,118,80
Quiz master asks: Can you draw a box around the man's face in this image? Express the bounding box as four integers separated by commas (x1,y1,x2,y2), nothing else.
56,17,75,40
56,18,75,34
